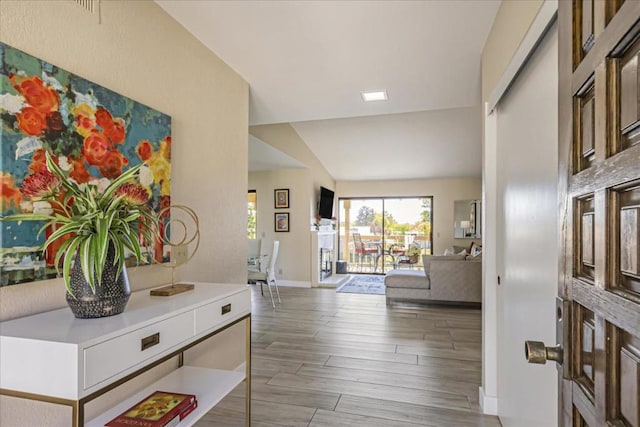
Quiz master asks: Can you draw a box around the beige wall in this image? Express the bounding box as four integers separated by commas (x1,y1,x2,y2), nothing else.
482,0,545,102
336,178,482,254
249,169,313,284
249,124,335,285
0,0,248,424
250,124,335,192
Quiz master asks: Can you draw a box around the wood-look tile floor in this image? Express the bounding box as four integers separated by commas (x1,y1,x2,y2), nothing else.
196,286,501,427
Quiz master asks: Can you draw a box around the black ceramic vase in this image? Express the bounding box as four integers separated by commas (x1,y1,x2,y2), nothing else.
65,246,131,319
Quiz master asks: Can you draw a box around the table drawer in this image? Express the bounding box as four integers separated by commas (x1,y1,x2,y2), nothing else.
84,311,194,389
195,291,250,335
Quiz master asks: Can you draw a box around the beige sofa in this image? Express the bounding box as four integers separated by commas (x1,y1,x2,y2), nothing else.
384,254,482,306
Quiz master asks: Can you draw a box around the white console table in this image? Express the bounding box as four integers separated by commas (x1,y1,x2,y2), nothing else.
0,282,251,426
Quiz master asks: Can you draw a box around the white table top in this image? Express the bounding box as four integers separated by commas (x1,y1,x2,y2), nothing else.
0,283,248,346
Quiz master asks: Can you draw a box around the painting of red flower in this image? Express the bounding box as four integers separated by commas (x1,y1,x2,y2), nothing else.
0,42,172,287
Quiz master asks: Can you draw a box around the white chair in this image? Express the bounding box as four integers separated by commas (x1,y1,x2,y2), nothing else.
248,240,281,308
247,238,265,296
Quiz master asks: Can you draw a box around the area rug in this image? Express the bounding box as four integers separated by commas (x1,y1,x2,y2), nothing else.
336,274,385,295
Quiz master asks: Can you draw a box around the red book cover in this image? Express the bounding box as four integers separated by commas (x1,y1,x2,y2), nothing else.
105,391,196,427
178,399,198,421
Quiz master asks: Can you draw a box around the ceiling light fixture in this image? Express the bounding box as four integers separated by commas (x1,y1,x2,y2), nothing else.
361,90,387,102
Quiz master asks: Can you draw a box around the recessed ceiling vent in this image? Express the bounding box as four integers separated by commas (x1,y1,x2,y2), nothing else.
72,0,96,13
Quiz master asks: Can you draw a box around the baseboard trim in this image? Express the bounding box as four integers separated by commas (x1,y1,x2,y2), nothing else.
313,274,351,289
479,386,498,415
277,280,311,288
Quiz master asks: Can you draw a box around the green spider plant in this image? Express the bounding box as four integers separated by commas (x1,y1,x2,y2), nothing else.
2,152,158,296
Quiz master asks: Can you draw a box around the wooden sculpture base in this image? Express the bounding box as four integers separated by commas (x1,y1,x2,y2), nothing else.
150,283,195,296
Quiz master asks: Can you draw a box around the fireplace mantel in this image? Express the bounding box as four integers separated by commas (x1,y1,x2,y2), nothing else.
310,230,335,287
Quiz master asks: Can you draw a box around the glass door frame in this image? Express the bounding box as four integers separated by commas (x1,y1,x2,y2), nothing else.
337,195,433,274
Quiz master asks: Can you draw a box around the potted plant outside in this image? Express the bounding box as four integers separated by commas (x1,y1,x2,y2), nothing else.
3,152,158,318
405,243,421,263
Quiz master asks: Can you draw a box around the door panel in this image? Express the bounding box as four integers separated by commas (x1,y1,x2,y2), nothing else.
613,182,640,295
617,331,640,426
574,81,596,173
573,304,595,397
617,37,640,151
559,1,640,425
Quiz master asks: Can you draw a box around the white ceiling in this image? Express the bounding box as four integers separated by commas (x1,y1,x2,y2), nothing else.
156,1,500,181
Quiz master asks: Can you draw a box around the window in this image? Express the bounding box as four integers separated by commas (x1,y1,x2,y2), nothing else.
247,190,257,239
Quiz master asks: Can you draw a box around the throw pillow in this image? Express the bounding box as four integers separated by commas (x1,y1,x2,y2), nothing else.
469,241,482,255
443,247,454,256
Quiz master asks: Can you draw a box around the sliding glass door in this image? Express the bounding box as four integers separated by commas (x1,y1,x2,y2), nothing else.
338,197,432,274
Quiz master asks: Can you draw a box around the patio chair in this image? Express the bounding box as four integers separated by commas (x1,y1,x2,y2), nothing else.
352,233,378,272
387,244,406,269
248,240,281,308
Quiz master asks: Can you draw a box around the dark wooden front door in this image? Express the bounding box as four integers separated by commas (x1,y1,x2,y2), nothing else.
559,1,640,425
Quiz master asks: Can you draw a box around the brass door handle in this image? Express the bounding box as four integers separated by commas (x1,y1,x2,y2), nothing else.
525,341,563,365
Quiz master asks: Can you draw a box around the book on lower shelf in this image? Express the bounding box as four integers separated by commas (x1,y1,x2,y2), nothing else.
105,390,198,427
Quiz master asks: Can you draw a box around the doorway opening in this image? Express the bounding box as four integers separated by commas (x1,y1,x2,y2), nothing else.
337,197,433,274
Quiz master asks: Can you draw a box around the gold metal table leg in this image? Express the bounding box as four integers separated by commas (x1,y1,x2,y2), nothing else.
245,315,251,426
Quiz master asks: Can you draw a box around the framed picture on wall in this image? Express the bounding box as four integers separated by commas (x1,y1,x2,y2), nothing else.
275,213,290,232
274,189,289,209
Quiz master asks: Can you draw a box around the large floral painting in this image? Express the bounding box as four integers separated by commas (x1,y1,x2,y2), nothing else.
0,42,171,287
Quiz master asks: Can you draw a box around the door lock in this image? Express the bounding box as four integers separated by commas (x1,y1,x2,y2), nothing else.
525,341,563,365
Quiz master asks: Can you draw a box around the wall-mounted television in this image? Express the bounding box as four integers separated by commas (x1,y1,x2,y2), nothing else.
318,187,335,219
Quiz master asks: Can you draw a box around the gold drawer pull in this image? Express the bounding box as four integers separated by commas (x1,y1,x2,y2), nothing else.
221,304,232,315
141,333,160,351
